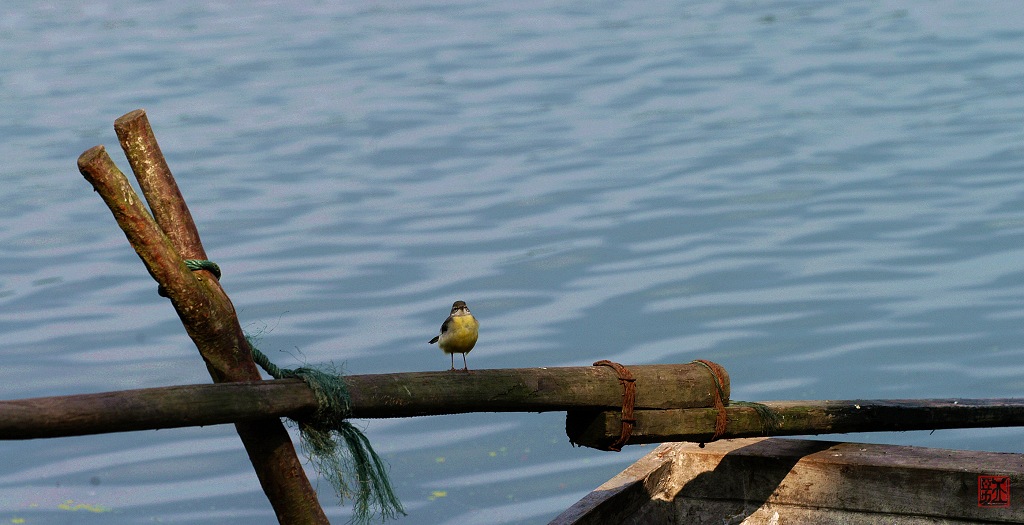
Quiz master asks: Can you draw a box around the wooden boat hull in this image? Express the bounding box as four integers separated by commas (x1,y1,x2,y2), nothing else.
551,437,1024,524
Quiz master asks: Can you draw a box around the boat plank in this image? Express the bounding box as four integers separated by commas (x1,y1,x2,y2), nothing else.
552,438,1024,524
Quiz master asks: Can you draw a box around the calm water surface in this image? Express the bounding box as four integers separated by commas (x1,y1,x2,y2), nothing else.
3,1,1024,523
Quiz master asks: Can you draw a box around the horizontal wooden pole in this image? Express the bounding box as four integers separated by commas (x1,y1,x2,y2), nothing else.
0,380,314,439
344,363,727,418
0,364,726,440
566,398,1024,449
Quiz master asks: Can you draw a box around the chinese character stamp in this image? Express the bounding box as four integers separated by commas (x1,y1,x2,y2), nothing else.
978,475,1010,508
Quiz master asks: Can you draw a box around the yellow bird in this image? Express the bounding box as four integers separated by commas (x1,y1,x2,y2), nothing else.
428,300,479,371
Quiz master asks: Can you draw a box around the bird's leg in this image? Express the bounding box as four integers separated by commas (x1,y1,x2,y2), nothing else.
462,353,469,371
450,353,456,371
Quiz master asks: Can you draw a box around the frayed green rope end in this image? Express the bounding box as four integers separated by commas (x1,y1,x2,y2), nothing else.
247,339,405,523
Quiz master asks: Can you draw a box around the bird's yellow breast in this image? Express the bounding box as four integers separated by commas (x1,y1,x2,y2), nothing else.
439,315,479,354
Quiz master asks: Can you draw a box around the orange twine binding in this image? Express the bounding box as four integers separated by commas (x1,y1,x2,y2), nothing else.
691,359,728,440
592,360,636,451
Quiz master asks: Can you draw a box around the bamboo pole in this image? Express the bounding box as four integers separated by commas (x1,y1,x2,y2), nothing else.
566,398,1024,449
78,110,327,525
0,363,727,439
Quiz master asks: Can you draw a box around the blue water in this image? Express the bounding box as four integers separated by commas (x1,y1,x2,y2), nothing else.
2,1,1024,523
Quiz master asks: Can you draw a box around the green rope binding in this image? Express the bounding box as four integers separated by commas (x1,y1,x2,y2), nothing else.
158,259,222,297
184,258,221,279
182,260,404,523
731,401,783,435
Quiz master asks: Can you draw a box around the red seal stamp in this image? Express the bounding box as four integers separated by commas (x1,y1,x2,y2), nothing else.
978,475,1010,508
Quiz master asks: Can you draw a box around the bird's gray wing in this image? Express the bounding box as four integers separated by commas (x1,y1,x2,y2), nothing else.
428,315,453,344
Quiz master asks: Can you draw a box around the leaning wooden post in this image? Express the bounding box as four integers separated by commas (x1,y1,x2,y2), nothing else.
78,110,328,525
